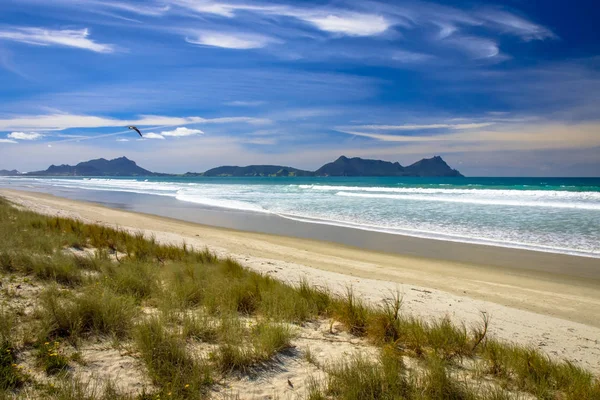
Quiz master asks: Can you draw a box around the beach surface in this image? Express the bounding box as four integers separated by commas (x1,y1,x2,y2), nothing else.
2,188,599,375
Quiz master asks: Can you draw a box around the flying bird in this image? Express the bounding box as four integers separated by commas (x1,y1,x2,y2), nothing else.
128,126,142,137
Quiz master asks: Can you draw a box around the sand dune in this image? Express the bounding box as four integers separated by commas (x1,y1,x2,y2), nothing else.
2,188,599,376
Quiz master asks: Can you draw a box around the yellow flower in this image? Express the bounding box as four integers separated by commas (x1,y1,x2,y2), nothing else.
45,342,50,345
185,384,190,388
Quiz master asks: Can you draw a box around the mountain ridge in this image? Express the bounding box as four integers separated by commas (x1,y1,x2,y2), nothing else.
27,157,156,177
0,169,21,176
20,155,464,177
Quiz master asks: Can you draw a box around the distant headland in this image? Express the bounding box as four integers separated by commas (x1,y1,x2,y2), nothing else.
11,155,464,177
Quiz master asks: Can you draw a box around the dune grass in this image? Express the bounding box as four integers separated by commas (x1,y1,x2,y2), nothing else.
135,316,212,399
38,284,137,341
0,308,27,392
1,196,599,399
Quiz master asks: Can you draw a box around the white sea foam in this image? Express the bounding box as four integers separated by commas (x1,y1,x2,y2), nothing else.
334,191,600,210
175,191,269,213
2,176,599,258
299,184,600,199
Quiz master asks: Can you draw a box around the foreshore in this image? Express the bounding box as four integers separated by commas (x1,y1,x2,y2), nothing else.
1,188,600,374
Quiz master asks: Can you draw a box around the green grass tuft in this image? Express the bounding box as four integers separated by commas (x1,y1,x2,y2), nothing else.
39,285,137,340
0,308,27,391
136,316,212,398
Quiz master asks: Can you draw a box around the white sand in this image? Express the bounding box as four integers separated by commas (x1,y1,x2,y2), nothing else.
2,189,599,381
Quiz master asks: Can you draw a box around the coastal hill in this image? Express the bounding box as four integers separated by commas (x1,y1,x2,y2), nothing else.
315,155,463,177
0,169,21,176
201,165,313,177
27,157,155,177
23,155,464,177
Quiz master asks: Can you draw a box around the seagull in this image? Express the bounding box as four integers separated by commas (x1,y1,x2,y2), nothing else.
127,126,142,137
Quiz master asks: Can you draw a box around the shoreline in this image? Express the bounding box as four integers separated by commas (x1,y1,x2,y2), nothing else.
3,185,600,279
2,188,600,374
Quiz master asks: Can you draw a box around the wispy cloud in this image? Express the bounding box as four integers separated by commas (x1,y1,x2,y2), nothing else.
116,138,129,142
0,27,114,53
14,0,170,17
168,0,279,18
160,127,204,137
0,113,270,131
170,1,393,37
391,50,434,63
337,122,600,151
185,31,277,49
349,123,495,131
446,36,500,59
7,131,44,140
98,1,170,17
0,139,18,144
225,100,266,107
478,10,556,41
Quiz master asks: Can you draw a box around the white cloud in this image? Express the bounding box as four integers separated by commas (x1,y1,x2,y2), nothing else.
0,113,271,131
160,127,204,137
7,131,43,140
297,13,392,36
144,132,165,140
479,10,556,41
116,138,129,142
186,31,277,49
0,139,18,144
0,27,114,53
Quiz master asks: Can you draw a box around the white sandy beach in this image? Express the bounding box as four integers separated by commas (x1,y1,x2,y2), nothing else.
2,188,599,382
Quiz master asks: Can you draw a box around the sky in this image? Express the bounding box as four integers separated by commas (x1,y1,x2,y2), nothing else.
0,0,599,176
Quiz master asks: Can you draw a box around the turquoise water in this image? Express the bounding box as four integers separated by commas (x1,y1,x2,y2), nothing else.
2,176,600,258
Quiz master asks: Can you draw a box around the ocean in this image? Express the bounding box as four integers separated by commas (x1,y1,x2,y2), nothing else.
2,176,599,258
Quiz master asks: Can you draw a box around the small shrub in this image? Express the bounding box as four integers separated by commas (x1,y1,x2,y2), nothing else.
36,340,69,375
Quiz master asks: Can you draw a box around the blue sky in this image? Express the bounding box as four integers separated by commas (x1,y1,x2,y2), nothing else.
0,0,599,176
